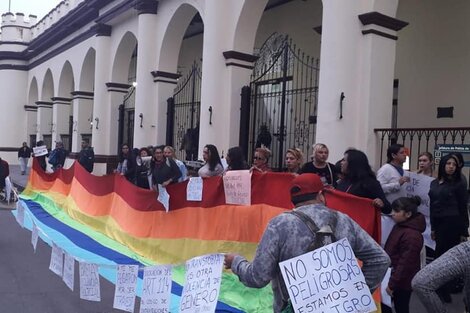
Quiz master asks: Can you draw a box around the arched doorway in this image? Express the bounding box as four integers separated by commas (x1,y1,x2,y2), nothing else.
158,4,203,159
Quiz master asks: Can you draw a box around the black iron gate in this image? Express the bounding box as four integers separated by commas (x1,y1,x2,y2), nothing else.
166,62,202,161
240,34,319,170
118,86,135,151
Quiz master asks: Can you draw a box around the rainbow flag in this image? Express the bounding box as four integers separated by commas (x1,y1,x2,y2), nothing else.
19,159,382,312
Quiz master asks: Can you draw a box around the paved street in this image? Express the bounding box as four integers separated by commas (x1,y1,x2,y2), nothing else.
0,209,123,313
0,165,466,312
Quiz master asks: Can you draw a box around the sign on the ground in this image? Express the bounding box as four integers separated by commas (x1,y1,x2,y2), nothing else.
113,264,139,312
79,262,101,301
140,265,172,313
63,252,75,291
49,243,64,277
180,254,224,313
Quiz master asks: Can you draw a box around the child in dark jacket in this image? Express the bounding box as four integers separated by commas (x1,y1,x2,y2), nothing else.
383,196,426,313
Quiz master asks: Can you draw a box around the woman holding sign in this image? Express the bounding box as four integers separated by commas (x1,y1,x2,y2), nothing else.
428,154,469,303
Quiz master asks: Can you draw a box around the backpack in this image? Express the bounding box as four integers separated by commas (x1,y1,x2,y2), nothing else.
281,210,338,313
48,149,58,165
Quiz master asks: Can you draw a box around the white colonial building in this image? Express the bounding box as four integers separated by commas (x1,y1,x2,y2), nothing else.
0,0,469,174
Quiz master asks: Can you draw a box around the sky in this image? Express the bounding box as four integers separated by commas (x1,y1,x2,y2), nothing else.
1,0,62,20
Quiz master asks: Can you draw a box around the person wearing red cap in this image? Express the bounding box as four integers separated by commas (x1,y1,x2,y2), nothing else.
224,173,390,312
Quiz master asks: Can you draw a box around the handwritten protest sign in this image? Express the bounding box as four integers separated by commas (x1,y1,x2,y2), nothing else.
403,171,435,249
158,185,170,213
187,177,203,201
16,202,25,228
31,222,39,252
79,262,101,301
223,170,251,205
279,238,376,313
49,243,64,277
63,252,75,291
33,145,48,157
140,265,172,313
180,254,224,313
114,265,139,312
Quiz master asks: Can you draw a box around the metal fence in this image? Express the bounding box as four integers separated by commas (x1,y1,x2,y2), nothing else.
374,127,470,170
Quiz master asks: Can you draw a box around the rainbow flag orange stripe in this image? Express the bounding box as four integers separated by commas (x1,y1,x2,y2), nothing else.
20,159,383,312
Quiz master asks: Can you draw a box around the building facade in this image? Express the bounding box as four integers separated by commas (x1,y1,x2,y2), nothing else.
0,0,468,174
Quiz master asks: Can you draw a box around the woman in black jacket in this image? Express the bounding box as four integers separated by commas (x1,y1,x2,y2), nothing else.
337,149,391,214
151,145,181,188
428,154,469,302
429,153,468,255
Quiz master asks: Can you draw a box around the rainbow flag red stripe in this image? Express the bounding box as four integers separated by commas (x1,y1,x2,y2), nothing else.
20,159,382,312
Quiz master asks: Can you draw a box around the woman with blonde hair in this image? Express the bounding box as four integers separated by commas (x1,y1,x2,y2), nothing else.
416,152,434,177
300,143,338,187
164,145,188,182
251,147,271,173
284,148,303,174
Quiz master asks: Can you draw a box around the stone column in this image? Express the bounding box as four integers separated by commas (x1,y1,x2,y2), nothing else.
70,91,94,153
316,1,407,167
199,0,256,157
51,97,72,148
35,101,53,145
106,82,133,154
25,105,38,145
91,24,113,174
133,0,159,148
151,71,180,146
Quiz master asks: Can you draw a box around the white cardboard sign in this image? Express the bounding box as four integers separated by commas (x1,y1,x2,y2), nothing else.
16,202,25,228
31,222,39,252
79,262,101,302
223,170,251,205
140,265,173,313
33,145,48,157
113,264,139,312
187,177,203,201
279,238,377,313
49,243,64,277
403,171,435,249
63,252,75,291
158,185,170,213
179,254,224,313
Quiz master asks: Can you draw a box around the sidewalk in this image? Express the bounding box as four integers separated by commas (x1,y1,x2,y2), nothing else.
0,165,29,210
9,164,28,191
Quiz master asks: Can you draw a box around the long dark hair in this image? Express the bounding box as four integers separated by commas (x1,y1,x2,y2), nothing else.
386,143,404,163
119,143,132,162
227,146,248,170
344,149,375,182
205,144,222,171
437,154,461,182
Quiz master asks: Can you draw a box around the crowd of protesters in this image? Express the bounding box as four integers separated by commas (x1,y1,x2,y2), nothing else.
12,136,468,312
